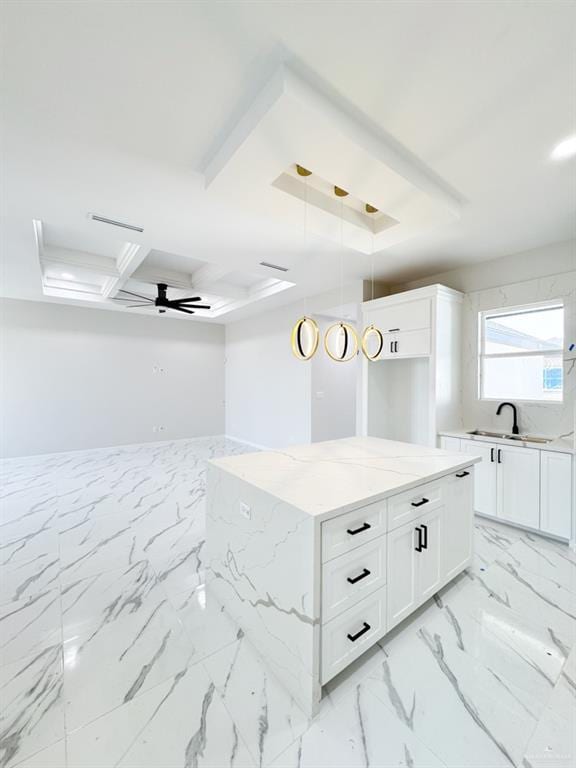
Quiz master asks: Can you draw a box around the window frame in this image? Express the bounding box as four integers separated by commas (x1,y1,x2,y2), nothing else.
477,299,564,404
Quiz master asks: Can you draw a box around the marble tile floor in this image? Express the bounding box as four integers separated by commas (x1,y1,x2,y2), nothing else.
0,437,575,768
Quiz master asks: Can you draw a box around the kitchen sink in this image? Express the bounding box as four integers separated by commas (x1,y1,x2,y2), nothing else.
467,430,553,444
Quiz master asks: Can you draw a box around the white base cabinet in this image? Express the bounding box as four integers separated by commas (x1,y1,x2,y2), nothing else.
440,435,573,541
540,451,573,539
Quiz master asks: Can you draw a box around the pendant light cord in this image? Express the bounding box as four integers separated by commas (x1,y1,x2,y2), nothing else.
340,199,344,318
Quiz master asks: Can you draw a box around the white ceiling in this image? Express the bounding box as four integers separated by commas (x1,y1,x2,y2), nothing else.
1,1,575,322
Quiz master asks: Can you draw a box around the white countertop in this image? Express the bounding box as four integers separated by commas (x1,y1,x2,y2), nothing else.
210,436,481,518
439,430,575,454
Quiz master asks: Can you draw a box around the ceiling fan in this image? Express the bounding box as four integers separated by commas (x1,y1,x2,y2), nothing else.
111,283,211,315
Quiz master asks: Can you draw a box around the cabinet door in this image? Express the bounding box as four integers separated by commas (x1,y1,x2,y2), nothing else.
496,445,540,528
443,469,474,580
461,440,497,516
369,298,431,334
387,522,419,630
394,329,431,358
417,507,443,602
540,451,572,540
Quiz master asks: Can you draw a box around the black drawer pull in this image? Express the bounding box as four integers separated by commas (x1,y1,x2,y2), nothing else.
456,471,470,478
347,568,371,585
490,447,495,463
497,449,502,463
390,341,394,353
388,328,400,332
347,622,371,642
415,526,423,552
394,340,399,353
347,522,371,536
421,523,428,549
411,497,429,508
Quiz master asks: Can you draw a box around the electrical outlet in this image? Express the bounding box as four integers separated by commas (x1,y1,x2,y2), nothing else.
240,502,251,520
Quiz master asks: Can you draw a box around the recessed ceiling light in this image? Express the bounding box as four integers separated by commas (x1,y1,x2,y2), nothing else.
61,272,74,280
551,135,576,161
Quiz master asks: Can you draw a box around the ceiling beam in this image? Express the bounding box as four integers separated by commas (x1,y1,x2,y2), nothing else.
101,242,149,299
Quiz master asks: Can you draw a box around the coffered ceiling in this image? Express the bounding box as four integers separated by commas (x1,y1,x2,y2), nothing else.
1,1,575,322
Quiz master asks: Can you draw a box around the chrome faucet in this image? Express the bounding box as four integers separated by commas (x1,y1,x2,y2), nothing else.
496,402,519,435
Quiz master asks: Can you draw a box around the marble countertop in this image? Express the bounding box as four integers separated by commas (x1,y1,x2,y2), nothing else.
439,429,576,454
209,436,481,518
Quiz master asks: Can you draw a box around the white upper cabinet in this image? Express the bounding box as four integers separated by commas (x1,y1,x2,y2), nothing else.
540,451,572,539
366,297,431,335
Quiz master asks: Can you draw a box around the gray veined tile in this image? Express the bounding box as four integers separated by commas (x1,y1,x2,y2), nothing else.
62,584,193,732
66,663,255,768
269,682,446,768
470,560,576,651
148,536,206,601
170,583,240,663
0,529,59,571
203,634,309,767
497,539,576,595
0,646,64,768
0,554,60,605
61,559,161,642
58,512,144,585
523,643,576,768
0,590,62,668
10,739,66,768
365,614,544,768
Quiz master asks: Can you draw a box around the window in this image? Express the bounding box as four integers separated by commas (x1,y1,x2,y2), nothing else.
479,302,564,402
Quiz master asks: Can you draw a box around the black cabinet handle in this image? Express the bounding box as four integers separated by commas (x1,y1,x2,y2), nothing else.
456,471,470,478
347,522,371,536
497,449,502,464
490,448,495,463
390,341,393,354
388,328,400,332
347,568,371,585
347,622,371,642
415,526,423,552
411,497,429,508
421,523,428,549
394,341,399,353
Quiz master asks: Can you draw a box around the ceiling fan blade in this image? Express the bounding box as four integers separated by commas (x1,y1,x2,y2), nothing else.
172,296,201,303
124,303,154,308
183,304,211,310
174,306,195,315
110,297,153,303
118,289,153,301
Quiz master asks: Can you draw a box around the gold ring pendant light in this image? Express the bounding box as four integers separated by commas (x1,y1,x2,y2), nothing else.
324,321,358,362
291,316,320,360
361,324,384,361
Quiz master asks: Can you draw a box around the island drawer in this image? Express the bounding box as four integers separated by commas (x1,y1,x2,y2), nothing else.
322,536,387,623
387,478,444,531
322,500,387,563
321,586,387,684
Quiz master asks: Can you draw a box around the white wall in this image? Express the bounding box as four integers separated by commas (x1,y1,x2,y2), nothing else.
0,298,225,457
225,283,364,449
310,315,358,443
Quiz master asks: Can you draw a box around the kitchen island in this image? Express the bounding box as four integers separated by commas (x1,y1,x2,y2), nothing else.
206,436,480,716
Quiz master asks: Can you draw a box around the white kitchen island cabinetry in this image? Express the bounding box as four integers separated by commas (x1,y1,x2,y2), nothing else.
207,437,479,717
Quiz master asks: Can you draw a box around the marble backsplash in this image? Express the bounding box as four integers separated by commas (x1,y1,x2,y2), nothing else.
461,270,575,445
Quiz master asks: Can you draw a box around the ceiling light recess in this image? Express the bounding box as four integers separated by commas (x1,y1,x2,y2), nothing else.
88,213,144,233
